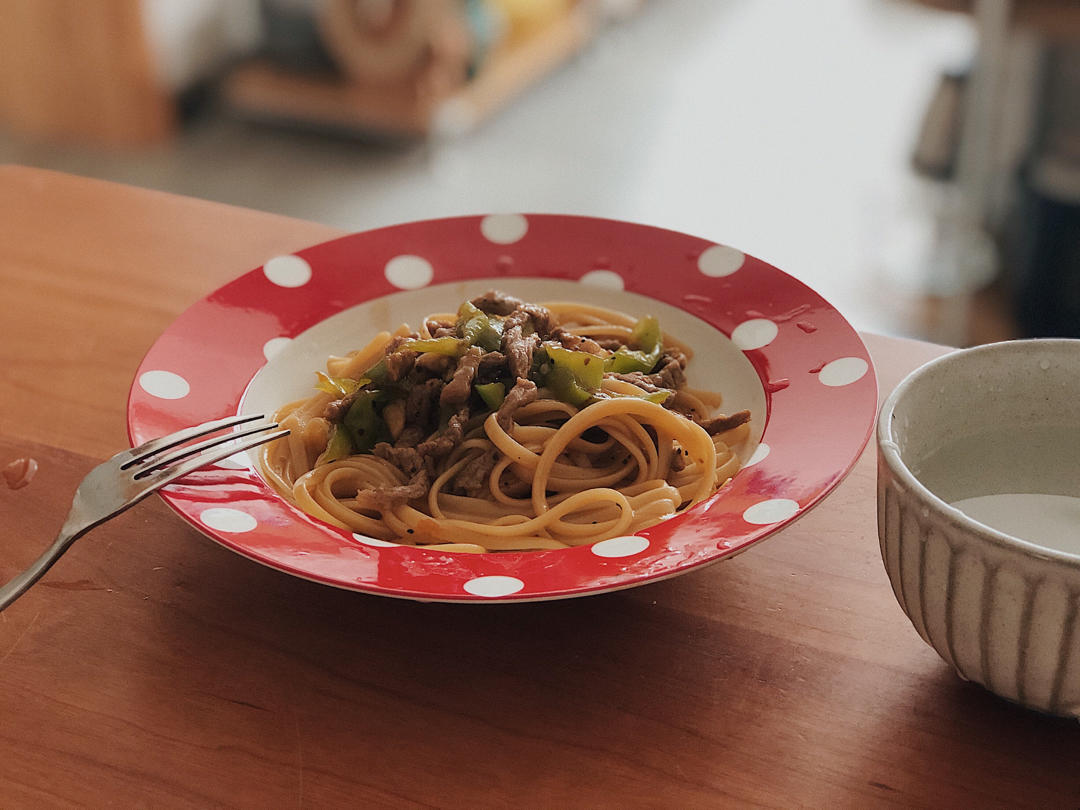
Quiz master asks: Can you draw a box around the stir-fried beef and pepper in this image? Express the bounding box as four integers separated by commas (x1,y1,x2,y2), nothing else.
315,290,750,504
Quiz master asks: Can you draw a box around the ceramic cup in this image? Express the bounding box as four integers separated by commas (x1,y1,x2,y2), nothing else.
877,339,1080,717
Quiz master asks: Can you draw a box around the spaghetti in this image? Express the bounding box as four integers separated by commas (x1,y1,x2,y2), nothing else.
261,291,750,552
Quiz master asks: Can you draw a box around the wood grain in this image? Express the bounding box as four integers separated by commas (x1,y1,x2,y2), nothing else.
1,168,1078,807
0,165,342,459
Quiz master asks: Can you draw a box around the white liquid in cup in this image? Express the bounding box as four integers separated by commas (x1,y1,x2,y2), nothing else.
950,493,1080,554
913,426,1080,555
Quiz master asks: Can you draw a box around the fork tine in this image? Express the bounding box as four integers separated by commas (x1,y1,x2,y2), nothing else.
141,428,290,493
123,413,268,469
131,420,281,479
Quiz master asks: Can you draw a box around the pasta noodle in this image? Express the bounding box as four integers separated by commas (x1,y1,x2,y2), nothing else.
261,291,750,552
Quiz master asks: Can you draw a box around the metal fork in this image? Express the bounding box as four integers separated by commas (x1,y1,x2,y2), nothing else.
0,414,289,611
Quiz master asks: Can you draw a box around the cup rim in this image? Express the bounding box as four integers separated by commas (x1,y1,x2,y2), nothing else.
878,338,1080,568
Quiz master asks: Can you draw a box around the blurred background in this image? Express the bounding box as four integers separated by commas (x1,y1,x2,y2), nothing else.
1,0,1078,345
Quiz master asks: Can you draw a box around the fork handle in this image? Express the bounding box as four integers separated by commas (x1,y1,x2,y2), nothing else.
0,524,84,612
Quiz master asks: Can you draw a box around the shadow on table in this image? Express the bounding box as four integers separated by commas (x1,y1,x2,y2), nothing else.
131,522,747,802
833,657,1080,803
148,526,735,710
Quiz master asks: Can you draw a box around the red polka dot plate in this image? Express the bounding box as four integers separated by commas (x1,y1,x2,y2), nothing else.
127,215,877,602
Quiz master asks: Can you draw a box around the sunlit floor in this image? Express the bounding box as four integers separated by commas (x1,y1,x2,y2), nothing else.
0,0,975,337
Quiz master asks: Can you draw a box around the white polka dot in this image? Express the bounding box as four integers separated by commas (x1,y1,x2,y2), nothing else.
139,370,190,400
480,214,528,244
591,535,649,558
200,507,257,533
698,244,746,277
731,319,779,351
263,255,312,288
262,337,291,362
579,269,625,290
352,533,399,548
743,498,800,525
463,575,525,598
744,443,770,467
818,357,869,387
384,255,434,289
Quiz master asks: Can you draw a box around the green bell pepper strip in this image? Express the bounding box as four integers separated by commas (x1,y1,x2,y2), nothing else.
314,372,367,397
604,348,657,374
631,314,662,353
342,392,386,452
403,336,467,356
604,315,663,374
544,365,593,407
364,358,390,385
639,389,672,404
315,423,353,465
542,346,605,406
456,302,505,352
546,346,604,389
475,381,505,410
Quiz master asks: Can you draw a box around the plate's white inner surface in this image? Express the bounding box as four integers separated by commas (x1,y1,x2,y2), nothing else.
241,279,766,464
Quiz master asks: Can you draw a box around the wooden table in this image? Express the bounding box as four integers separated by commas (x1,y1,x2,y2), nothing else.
1,166,1077,808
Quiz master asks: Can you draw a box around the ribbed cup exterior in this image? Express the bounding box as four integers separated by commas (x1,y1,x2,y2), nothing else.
878,452,1080,717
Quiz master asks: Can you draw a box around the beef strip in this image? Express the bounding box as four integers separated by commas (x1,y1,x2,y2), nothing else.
384,349,416,382
373,443,425,475
415,352,455,378
440,346,483,409
521,303,554,335
476,351,507,383
610,372,665,393
697,409,751,436
389,378,444,448
550,327,604,355
500,308,529,332
394,426,426,449
607,353,685,392
474,291,554,334
406,378,443,426
666,347,689,369
386,334,414,351
496,377,538,431
323,391,356,422
470,290,526,316
500,302,555,335
417,407,470,460
368,468,430,511
653,355,686,390
451,449,498,497
501,324,539,380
